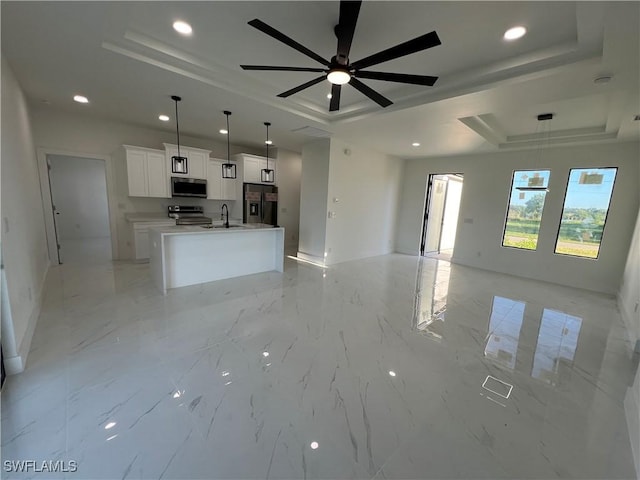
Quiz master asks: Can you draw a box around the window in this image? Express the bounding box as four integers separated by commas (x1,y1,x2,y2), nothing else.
554,168,617,259
502,170,551,250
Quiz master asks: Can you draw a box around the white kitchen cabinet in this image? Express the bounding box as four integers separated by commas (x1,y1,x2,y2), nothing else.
233,153,277,185
132,220,176,261
208,159,238,200
124,146,169,198
164,143,209,179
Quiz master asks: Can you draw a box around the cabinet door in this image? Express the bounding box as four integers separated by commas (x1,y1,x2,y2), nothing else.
221,177,237,200
126,149,148,196
244,157,261,183
146,152,169,197
133,228,150,260
207,160,223,199
188,151,207,179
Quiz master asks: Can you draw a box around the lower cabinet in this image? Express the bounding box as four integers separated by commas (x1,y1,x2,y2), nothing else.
132,221,176,260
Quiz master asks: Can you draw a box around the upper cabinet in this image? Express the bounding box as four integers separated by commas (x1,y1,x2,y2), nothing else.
124,145,169,198
207,159,237,200
233,153,277,185
163,143,209,180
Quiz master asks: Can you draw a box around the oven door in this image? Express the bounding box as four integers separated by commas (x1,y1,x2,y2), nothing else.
171,177,207,197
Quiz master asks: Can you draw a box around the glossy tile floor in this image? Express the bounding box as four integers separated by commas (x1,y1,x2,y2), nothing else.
2,250,638,479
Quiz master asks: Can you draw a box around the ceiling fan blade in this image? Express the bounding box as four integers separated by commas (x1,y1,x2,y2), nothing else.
335,0,362,65
241,65,326,72
349,78,392,107
354,70,438,86
277,75,327,98
248,19,330,67
329,84,342,111
351,31,441,70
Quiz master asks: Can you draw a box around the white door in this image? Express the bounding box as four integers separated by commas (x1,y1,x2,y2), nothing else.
47,155,112,264
423,177,447,254
439,177,463,250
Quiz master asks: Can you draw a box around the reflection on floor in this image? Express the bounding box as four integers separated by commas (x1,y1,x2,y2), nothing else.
58,236,111,264
1,254,637,479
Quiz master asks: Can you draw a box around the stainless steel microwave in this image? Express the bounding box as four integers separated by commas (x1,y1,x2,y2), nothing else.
171,177,207,198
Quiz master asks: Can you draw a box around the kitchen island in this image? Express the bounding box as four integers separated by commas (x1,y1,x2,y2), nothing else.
149,224,284,294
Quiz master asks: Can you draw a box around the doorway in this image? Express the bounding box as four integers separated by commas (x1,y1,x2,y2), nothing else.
47,155,112,264
420,174,464,260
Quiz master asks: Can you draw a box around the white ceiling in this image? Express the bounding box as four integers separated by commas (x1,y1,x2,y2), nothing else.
2,1,638,157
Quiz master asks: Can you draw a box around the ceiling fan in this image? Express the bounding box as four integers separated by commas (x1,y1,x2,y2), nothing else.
240,0,441,112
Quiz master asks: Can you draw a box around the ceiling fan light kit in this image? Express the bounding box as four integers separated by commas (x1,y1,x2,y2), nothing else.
240,0,441,112
327,69,351,85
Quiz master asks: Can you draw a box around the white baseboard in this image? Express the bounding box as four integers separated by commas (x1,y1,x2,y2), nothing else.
3,264,49,375
296,251,326,266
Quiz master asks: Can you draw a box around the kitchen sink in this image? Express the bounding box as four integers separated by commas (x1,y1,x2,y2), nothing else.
213,224,243,228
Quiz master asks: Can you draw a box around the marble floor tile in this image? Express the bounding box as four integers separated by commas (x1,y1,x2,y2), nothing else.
1,253,637,479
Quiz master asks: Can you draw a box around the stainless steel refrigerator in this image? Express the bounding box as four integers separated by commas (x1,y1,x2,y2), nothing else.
243,183,278,226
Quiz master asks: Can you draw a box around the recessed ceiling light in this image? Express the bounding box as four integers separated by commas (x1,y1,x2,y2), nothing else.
389,370,397,377
593,75,613,85
327,93,332,99
412,142,420,147
504,26,526,41
265,140,273,145
219,129,228,134
310,442,319,450
73,95,89,104
173,20,192,35
158,115,170,122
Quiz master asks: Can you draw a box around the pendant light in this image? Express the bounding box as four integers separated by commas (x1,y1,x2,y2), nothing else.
261,122,275,183
170,95,188,174
221,110,236,179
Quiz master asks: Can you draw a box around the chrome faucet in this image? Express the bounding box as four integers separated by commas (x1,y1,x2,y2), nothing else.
221,203,229,228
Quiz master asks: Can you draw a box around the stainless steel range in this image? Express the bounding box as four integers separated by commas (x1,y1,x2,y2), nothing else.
168,205,212,225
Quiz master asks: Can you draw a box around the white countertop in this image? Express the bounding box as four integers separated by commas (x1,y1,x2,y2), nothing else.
149,224,283,236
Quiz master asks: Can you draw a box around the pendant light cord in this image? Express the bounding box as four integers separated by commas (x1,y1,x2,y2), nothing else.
265,122,270,169
173,96,182,158
225,112,231,162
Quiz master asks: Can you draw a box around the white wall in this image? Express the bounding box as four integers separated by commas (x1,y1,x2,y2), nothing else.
298,139,330,262
48,155,110,239
273,148,301,250
324,138,403,265
395,141,639,294
619,209,640,345
1,56,50,373
619,209,640,476
30,107,302,260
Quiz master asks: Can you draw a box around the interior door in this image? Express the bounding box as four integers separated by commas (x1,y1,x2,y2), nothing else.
423,176,447,254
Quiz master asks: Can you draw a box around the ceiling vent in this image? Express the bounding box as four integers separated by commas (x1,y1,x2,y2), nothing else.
291,126,333,138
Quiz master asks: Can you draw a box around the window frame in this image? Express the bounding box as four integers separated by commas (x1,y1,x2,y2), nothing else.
553,166,618,260
501,168,551,251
